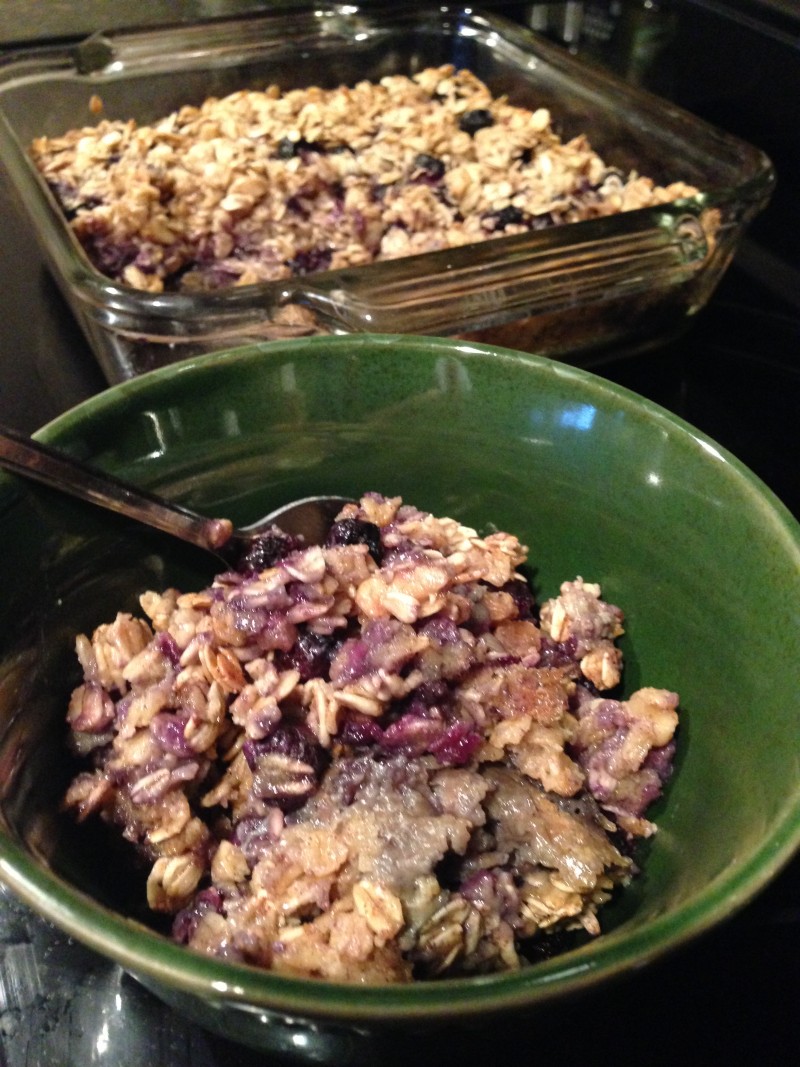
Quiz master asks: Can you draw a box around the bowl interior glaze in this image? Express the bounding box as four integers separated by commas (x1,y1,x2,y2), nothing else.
0,334,798,1042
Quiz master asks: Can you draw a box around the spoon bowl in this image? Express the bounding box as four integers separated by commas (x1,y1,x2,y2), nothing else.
0,424,351,565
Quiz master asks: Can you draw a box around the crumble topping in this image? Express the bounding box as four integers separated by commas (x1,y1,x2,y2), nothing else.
64,493,679,983
31,65,699,295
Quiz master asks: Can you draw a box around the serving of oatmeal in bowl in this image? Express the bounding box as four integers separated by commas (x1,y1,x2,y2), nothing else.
63,492,679,985
0,334,798,1055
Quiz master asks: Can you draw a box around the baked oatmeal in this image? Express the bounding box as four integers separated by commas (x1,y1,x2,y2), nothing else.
64,493,679,983
31,65,699,295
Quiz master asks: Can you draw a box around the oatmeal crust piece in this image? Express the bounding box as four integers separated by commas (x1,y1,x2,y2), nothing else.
31,65,698,294
64,493,679,983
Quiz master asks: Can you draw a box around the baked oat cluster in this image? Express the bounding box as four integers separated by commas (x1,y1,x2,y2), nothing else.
64,494,679,983
31,66,699,294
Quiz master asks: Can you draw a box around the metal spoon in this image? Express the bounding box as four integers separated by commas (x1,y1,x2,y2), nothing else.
0,424,351,567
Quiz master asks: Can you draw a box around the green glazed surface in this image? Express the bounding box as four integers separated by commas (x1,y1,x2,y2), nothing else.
0,334,798,1039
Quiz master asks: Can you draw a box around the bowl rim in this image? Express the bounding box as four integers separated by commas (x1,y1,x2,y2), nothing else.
1,332,798,1021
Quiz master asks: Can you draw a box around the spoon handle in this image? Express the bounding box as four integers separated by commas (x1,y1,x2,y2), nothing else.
0,425,233,553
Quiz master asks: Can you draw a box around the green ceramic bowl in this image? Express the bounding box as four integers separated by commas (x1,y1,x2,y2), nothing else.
0,334,798,1057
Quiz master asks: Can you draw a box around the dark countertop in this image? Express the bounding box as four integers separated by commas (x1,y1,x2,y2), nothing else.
0,1,278,48
0,3,798,1064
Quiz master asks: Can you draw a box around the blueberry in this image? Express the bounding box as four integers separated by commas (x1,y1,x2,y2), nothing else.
275,630,339,681
238,529,302,572
172,887,224,944
275,137,323,159
288,247,332,276
286,195,310,219
244,724,328,812
412,153,445,183
276,137,298,159
339,711,384,747
485,205,526,231
244,723,324,773
458,109,494,135
501,577,537,620
325,518,383,563
428,721,483,767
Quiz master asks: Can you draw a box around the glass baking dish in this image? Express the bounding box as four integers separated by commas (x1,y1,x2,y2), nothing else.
0,3,774,381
